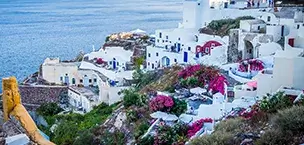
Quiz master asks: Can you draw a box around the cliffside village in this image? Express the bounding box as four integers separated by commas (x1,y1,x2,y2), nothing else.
3,0,304,144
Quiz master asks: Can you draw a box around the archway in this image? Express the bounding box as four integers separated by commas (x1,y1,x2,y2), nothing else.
161,56,170,67
244,40,254,59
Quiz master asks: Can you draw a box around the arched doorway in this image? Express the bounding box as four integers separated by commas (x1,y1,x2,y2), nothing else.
72,78,76,85
161,56,170,67
244,40,254,59
64,74,69,85
83,75,89,87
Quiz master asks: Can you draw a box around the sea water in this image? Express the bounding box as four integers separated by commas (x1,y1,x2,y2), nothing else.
0,0,182,92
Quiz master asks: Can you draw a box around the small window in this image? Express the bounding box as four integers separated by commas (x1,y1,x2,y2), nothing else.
60,77,63,81
156,53,159,56
169,41,172,43
174,59,177,62
159,32,162,38
166,36,168,39
267,16,271,22
198,3,200,5
148,53,151,57
165,40,168,42
94,78,97,82
148,62,150,65
303,24,304,26
188,47,191,51
205,47,209,53
152,63,155,69
80,79,83,83
109,61,112,65
297,24,300,29
178,38,181,41
117,62,119,66
182,44,184,46
196,53,199,58
157,39,160,43
162,40,164,43
89,79,92,83
258,26,260,30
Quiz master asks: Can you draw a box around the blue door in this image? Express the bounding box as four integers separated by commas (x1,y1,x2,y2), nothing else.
183,52,188,62
113,58,116,69
177,43,181,52
64,74,69,85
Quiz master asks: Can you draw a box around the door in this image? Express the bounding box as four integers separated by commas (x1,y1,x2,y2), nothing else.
288,38,294,47
113,58,116,69
177,43,181,52
83,75,89,87
281,25,284,37
183,52,188,63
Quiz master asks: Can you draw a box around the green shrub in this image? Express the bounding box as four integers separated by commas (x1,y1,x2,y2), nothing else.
190,132,235,145
126,110,138,122
122,89,141,107
260,92,293,113
53,121,79,145
73,130,94,145
214,118,244,134
170,98,187,116
255,129,292,145
37,103,63,116
138,135,154,145
134,121,150,139
100,130,126,145
272,105,304,133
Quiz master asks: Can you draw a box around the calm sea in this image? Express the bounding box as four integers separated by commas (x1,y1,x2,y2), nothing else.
0,0,182,92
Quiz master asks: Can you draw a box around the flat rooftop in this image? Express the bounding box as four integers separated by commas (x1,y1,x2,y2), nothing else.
69,86,99,102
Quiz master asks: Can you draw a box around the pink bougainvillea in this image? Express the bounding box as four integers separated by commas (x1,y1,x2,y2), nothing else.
238,59,264,72
149,95,174,112
209,75,228,95
96,58,104,64
187,118,213,138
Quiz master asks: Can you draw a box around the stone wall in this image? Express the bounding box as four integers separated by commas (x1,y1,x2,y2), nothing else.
19,86,67,109
227,29,240,63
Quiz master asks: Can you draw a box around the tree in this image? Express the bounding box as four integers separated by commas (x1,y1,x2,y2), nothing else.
37,103,63,117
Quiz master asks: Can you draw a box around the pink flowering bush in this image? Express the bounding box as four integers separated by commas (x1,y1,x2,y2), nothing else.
209,75,228,95
149,95,174,112
238,59,264,72
187,118,213,138
96,58,104,64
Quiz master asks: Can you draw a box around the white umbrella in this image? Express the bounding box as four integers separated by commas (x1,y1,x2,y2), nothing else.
150,111,168,119
163,114,178,121
179,114,193,123
190,87,207,94
131,29,146,34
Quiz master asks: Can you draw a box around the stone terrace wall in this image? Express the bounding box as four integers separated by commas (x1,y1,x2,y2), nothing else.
19,85,67,109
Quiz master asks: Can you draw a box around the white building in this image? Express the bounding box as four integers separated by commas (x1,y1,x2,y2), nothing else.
68,86,102,112
84,46,133,71
146,0,276,70
256,48,304,96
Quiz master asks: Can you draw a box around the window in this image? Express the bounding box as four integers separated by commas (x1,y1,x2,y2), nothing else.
303,24,304,26
80,79,83,83
72,78,76,84
152,63,154,69
188,47,191,51
196,53,199,58
297,24,300,29
169,41,171,43
182,44,184,46
94,78,97,82
267,16,271,22
148,62,150,65
162,40,164,43
117,62,119,66
165,40,168,42
109,61,112,65
148,53,151,57
174,59,177,62
60,77,63,81
157,39,160,43
178,37,181,41
156,52,159,56
258,26,260,30
166,36,168,39
205,47,209,53
89,79,92,83
198,3,200,5
159,32,162,38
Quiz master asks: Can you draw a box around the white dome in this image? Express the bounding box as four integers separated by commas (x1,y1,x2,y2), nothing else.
258,42,282,57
